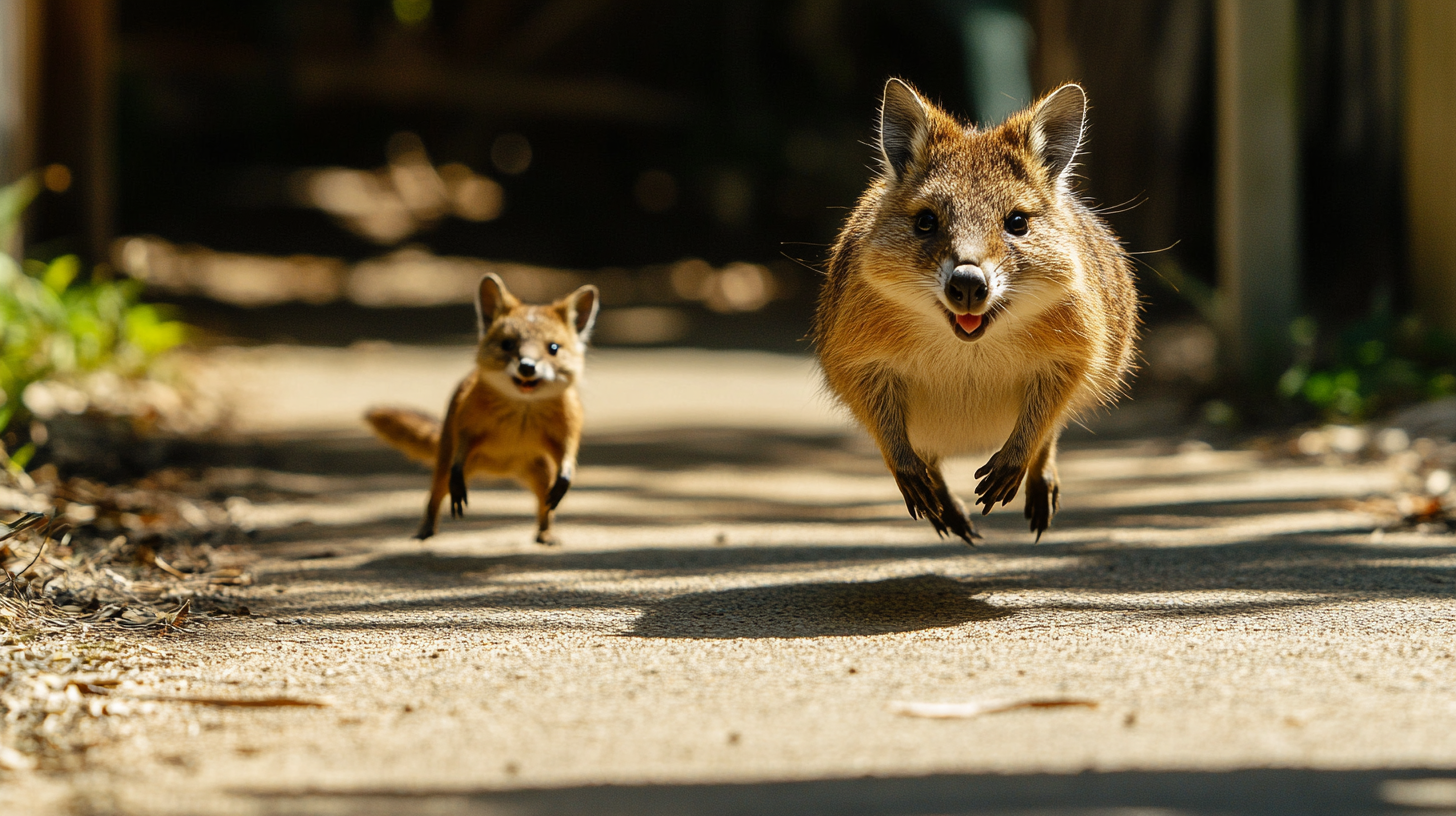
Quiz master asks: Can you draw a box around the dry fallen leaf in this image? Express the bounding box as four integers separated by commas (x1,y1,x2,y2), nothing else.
889,698,1099,719
128,695,331,708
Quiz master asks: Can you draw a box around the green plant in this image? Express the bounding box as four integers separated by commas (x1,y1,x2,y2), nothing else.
1278,313,1456,422
0,176,187,464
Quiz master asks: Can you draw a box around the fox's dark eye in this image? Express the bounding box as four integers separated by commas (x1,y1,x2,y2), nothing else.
500,338,517,353
548,343,559,356
1004,212,1029,236
914,210,938,235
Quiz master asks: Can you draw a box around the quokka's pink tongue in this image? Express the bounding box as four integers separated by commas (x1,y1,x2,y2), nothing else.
956,313,983,333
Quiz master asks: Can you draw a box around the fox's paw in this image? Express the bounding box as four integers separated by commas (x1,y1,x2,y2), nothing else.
974,450,1026,514
535,529,560,546
449,465,468,519
1023,471,1060,541
413,523,435,541
546,475,571,510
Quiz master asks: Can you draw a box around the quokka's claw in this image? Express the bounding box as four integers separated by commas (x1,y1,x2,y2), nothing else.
974,452,1027,515
894,463,979,545
1024,476,1060,542
892,467,936,523
938,508,979,545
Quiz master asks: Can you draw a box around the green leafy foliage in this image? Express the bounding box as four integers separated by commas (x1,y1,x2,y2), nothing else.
0,177,187,443
1278,313,1456,422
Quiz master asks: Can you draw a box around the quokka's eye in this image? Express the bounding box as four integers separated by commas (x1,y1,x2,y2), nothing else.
914,210,938,235
500,338,518,353
548,343,560,356
1004,212,1030,236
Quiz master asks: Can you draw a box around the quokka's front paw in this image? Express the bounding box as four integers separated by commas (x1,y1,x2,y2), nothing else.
894,463,978,545
893,462,941,523
974,450,1027,514
449,465,468,518
1023,470,1060,540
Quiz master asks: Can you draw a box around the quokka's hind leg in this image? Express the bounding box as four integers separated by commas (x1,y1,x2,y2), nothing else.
1023,435,1061,541
524,457,560,546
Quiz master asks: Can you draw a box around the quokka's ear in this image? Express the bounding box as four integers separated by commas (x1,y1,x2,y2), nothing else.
476,273,517,337
879,78,931,180
1028,83,1087,182
561,284,599,341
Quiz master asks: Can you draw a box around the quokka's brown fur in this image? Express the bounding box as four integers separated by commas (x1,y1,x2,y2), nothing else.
813,79,1138,543
366,274,599,544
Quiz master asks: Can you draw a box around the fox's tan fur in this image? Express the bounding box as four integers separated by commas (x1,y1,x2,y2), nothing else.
813,80,1138,542
366,274,599,544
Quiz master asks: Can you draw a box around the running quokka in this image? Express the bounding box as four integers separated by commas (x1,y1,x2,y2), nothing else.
366,273,599,544
813,79,1138,543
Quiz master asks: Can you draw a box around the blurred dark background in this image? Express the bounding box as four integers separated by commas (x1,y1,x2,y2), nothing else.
3,0,1446,395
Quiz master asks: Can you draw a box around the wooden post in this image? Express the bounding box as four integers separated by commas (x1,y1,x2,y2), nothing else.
1404,0,1456,335
36,0,114,265
0,0,43,254
1215,0,1300,382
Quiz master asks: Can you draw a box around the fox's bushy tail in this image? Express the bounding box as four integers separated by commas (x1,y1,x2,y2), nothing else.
364,407,440,464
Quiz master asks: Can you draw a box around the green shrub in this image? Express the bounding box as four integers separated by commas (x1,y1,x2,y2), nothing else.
0,177,187,465
1278,313,1456,422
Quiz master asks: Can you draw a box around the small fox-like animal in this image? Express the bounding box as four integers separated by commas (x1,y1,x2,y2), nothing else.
813,80,1138,543
366,273,599,543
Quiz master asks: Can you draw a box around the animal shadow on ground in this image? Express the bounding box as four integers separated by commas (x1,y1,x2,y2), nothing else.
240,767,1456,816
629,574,1010,638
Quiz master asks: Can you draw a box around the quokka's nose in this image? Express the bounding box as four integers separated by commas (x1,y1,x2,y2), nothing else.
944,265,989,311
517,359,538,378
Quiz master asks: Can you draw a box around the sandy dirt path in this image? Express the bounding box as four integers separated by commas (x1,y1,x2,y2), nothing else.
7,346,1456,816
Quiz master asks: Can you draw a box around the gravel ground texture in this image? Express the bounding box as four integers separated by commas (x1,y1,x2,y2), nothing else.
3,345,1455,816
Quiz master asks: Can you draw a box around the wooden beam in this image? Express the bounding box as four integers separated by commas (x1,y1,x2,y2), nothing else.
1215,0,1300,382
1404,0,1456,335
0,0,41,185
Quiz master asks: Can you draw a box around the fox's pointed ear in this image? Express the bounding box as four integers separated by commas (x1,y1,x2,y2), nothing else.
1029,83,1087,182
880,78,930,180
476,273,515,337
563,284,599,340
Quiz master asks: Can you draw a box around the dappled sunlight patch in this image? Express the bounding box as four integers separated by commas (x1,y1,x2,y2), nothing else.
1074,466,1401,510
981,588,1335,616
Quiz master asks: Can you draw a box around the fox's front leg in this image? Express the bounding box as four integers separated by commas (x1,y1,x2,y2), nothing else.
545,438,578,511
856,368,977,544
526,457,561,546
416,384,466,540
975,368,1076,518
545,398,584,511
420,452,469,539
417,463,450,540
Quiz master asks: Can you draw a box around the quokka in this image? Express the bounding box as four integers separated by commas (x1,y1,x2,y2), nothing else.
813,80,1138,543
366,273,599,544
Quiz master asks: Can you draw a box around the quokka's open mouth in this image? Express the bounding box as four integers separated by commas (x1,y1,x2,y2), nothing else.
944,305,995,342
512,376,541,393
